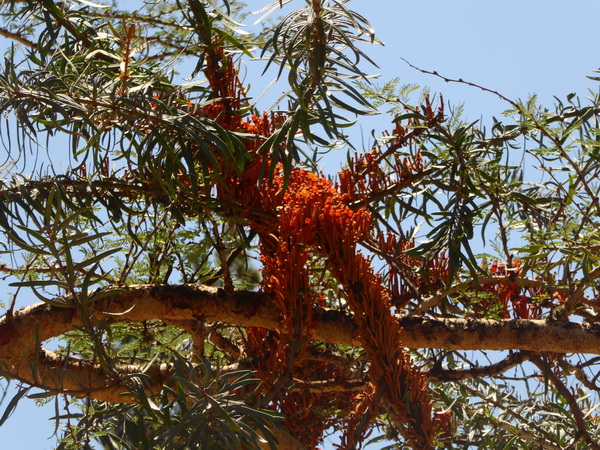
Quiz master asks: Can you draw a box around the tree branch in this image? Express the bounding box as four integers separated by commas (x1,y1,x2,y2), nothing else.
0,348,172,403
492,417,562,450
289,378,366,394
426,351,533,382
0,27,37,48
2,284,600,358
531,356,600,449
4,284,600,403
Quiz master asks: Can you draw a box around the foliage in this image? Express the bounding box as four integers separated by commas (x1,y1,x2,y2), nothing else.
1,0,600,449
59,357,281,450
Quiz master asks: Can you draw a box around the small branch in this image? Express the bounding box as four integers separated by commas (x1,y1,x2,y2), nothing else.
531,356,600,449
207,325,243,359
0,348,172,403
461,383,558,447
290,378,366,394
413,275,569,316
301,344,357,374
426,351,532,382
205,230,258,287
86,10,189,29
205,215,234,293
492,417,562,450
349,168,436,210
402,59,600,227
0,27,37,48
191,321,207,358
401,58,518,109
565,265,600,315
559,359,600,392
40,0,92,49
381,400,425,449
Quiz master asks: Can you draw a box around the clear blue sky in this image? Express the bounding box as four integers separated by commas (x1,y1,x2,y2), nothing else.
2,1,600,448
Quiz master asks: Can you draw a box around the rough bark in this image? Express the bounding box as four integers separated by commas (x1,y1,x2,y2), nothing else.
2,283,600,402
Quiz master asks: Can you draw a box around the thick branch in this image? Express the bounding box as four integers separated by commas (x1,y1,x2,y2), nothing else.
2,285,600,357
3,284,600,402
0,348,173,403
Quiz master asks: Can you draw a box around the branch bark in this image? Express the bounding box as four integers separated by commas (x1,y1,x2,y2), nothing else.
3,284,600,402
3,284,600,356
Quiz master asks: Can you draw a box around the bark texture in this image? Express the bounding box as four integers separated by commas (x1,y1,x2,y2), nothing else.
2,284,600,402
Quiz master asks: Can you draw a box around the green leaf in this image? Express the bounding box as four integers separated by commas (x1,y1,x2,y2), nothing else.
0,387,30,426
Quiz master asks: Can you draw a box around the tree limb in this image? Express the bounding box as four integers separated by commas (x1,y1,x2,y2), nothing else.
2,284,600,358
4,284,600,403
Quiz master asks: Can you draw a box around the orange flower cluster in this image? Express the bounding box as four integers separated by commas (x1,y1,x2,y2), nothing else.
202,45,246,131
221,153,434,445
256,170,370,365
338,147,424,202
268,174,436,446
433,408,455,441
317,232,435,447
200,43,436,448
243,326,358,448
339,383,378,449
481,260,544,319
377,234,450,308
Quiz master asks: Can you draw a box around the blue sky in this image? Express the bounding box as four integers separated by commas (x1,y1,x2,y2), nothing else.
2,1,600,448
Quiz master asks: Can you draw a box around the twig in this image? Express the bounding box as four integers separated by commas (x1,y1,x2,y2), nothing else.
493,417,562,450
290,378,366,394
0,27,37,48
531,356,600,449
400,57,518,109
461,383,560,449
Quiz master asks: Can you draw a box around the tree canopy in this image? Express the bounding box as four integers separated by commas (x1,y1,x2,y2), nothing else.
1,0,600,448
